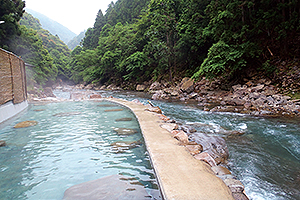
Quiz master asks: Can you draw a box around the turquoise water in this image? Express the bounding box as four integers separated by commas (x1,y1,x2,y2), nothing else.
105,90,300,200
0,101,160,199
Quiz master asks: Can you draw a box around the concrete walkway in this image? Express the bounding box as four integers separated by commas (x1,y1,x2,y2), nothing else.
106,98,234,200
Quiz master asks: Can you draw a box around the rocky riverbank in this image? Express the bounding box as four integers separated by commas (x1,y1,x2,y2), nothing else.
139,77,300,117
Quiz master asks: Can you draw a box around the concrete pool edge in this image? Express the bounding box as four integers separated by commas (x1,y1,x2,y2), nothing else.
105,98,234,200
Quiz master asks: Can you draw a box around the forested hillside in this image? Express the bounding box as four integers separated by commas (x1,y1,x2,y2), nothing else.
26,8,77,44
1,0,299,91
68,0,300,88
0,0,71,85
67,30,86,50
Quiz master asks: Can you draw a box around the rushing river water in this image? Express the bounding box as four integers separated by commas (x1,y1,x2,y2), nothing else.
106,90,300,200
0,100,160,199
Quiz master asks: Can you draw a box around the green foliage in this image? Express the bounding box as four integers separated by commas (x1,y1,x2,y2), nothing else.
0,0,25,49
10,25,57,84
70,0,300,86
19,12,71,81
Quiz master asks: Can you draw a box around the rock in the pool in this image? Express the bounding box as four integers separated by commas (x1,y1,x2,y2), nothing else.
14,121,38,128
115,118,133,122
113,128,138,135
0,140,6,147
63,174,150,200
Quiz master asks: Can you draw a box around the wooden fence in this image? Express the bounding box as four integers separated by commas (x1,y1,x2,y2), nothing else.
0,48,27,105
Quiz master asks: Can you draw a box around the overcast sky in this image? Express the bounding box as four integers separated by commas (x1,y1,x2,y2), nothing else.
24,0,116,34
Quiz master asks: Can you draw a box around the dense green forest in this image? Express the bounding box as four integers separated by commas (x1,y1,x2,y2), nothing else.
1,0,300,88
69,0,300,86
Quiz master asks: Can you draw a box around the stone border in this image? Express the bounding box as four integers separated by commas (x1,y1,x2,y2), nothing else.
104,98,234,200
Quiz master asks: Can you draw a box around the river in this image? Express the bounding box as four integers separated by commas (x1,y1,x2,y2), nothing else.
104,90,300,200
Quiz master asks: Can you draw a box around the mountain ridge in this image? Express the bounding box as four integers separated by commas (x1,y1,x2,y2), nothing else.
25,8,77,44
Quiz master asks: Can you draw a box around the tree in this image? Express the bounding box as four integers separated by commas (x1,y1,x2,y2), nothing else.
0,0,25,49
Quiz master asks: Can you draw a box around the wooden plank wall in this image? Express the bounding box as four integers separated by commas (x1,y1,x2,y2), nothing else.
0,48,27,105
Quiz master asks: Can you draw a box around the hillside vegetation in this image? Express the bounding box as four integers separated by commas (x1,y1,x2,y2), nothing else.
1,0,299,93
68,0,300,88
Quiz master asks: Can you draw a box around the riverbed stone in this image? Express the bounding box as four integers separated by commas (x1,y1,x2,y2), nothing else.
136,84,147,91
145,105,162,114
113,128,138,135
232,192,249,200
194,152,217,167
185,144,203,155
149,81,162,90
174,130,189,144
180,77,194,93
0,140,6,147
224,178,245,193
160,123,178,132
14,121,38,128
63,174,150,200
211,166,231,176
89,94,102,99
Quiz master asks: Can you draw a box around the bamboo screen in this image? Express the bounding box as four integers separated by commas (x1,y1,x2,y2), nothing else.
0,48,27,105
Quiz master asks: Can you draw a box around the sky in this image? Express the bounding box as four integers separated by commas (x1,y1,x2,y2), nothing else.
24,0,116,34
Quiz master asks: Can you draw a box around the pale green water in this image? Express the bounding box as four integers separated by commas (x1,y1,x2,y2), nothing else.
0,101,161,199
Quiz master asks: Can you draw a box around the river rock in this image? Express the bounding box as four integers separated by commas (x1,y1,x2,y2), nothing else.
180,77,194,93
190,132,229,164
185,144,203,155
113,128,138,135
211,166,231,176
0,140,6,147
157,114,170,122
145,105,162,114
14,121,38,128
223,178,245,193
160,123,178,132
89,94,102,99
194,152,217,167
149,81,162,90
63,174,150,200
44,87,56,97
174,130,189,144
136,84,147,91
232,192,249,200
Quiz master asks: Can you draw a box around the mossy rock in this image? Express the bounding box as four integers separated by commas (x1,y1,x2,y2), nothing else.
14,121,38,128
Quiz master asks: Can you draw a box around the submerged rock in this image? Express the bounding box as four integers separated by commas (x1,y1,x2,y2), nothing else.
0,140,6,147
110,140,142,153
63,174,150,200
115,118,133,122
33,109,45,112
97,104,118,107
53,112,81,117
14,121,38,128
104,109,124,112
113,128,138,135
